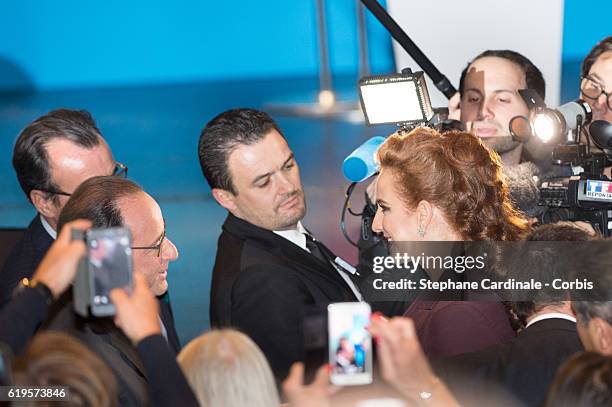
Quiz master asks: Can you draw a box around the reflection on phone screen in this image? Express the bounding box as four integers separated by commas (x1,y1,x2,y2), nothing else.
328,303,372,385
89,235,131,305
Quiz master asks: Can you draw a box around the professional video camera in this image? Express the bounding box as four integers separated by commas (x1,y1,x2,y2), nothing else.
509,92,612,236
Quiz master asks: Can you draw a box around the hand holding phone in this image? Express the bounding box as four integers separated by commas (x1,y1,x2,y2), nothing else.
109,272,161,345
328,302,373,386
32,219,90,297
73,227,133,317
87,228,133,317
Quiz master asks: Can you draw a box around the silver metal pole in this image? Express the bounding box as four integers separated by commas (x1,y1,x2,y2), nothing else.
357,0,370,78
317,0,332,93
263,0,364,120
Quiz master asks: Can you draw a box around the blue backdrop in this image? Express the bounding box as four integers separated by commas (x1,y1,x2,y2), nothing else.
0,0,611,345
0,0,393,91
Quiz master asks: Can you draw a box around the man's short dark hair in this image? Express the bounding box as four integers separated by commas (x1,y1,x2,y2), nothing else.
57,176,142,233
571,237,612,326
581,36,612,78
510,223,596,326
12,109,103,203
197,108,283,194
459,49,546,101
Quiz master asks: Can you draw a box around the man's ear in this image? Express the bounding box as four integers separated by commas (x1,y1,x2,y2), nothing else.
30,189,57,219
212,188,238,212
591,317,612,354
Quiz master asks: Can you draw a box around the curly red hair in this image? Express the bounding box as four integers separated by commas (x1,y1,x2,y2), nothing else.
376,127,529,241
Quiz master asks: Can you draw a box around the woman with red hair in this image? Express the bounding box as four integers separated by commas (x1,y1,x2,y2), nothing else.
373,127,529,358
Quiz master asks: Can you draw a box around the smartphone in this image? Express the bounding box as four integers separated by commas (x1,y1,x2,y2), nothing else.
87,227,133,317
328,302,373,386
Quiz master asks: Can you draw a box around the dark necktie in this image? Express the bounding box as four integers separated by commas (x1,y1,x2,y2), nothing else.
304,233,330,265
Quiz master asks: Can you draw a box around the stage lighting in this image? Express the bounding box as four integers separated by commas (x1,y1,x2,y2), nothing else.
359,69,434,126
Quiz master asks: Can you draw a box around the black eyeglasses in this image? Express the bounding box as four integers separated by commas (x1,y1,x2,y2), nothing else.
132,230,166,257
38,161,129,198
580,75,612,111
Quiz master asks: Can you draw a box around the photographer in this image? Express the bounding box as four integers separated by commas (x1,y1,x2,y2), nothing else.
282,316,460,407
577,36,612,180
580,37,612,127
456,49,550,219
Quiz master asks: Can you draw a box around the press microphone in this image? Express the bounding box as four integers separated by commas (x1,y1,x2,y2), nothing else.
589,120,612,151
342,136,386,182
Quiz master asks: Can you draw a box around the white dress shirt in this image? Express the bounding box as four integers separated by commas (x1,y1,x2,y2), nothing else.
526,312,576,328
40,214,57,240
274,222,362,300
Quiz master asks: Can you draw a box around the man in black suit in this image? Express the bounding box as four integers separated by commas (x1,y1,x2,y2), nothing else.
198,108,360,381
572,238,612,357
435,223,592,407
1,109,126,308
45,176,181,406
0,219,198,407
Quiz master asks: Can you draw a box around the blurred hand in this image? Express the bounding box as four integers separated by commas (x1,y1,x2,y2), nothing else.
369,316,459,406
448,92,461,121
32,219,91,297
282,362,338,407
110,272,161,345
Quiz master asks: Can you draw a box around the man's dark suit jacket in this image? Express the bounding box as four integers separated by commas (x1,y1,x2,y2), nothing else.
435,318,584,407
0,287,195,407
45,292,181,407
0,215,53,308
210,213,358,380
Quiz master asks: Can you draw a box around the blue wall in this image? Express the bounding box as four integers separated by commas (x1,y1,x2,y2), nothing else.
559,0,612,102
0,1,610,92
562,0,612,61
0,0,393,91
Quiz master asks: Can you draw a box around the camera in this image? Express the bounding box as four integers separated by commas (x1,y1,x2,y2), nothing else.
509,92,612,236
71,227,134,317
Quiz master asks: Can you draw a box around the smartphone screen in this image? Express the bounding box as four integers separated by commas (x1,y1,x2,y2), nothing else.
328,302,373,386
87,228,133,316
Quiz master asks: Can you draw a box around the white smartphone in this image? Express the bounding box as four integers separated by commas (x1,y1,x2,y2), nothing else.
328,302,373,386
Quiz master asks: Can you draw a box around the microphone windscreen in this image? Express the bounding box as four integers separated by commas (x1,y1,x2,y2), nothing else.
589,120,612,149
342,136,386,183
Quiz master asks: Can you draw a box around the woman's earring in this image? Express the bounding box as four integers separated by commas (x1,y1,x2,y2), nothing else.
417,225,425,238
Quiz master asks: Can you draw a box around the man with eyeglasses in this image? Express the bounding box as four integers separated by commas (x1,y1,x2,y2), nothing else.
0,109,127,308
580,37,612,140
46,175,181,406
